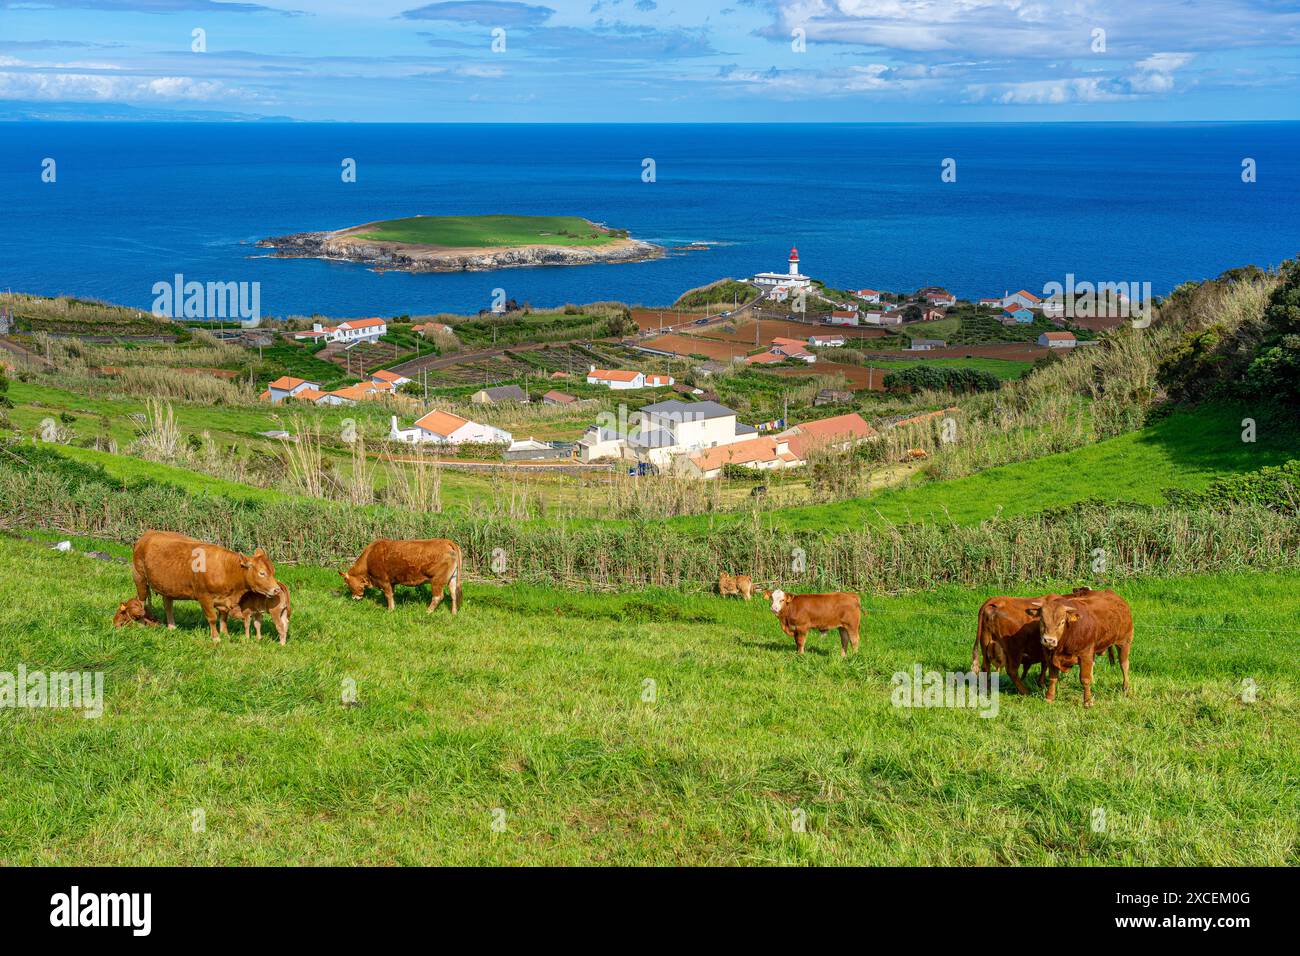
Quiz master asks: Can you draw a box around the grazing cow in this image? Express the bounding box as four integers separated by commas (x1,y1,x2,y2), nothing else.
341,538,462,613
132,529,282,643
972,588,1097,693
718,573,755,600
1027,590,1133,707
112,597,159,628
763,588,863,657
226,585,291,645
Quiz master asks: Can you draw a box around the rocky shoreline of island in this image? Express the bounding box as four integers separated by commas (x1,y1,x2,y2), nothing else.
256,223,664,273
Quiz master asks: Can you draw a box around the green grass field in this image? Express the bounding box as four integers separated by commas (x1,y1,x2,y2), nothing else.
354,215,625,249
860,356,1033,381
673,404,1299,534
0,534,1294,865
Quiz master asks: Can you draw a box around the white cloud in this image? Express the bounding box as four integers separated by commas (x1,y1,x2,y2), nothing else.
0,70,250,102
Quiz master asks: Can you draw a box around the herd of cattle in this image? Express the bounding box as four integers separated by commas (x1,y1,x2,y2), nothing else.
110,531,1134,707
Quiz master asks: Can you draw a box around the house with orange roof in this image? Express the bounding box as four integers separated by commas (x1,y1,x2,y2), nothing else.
680,435,804,479
263,375,323,404
770,338,816,363
370,369,412,389
292,317,388,345
389,409,512,446
315,382,390,406
585,366,674,389
1038,331,1077,348
854,289,881,303
777,412,878,460
743,350,787,365
412,322,454,337
542,390,579,406
1002,290,1042,310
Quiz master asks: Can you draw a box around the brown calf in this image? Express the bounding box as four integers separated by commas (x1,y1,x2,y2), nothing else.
718,573,755,600
225,585,292,645
132,529,282,643
342,538,462,613
1027,589,1133,707
112,597,159,628
763,589,863,657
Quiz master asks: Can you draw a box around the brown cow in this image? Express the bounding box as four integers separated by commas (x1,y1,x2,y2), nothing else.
972,588,1098,693
112,597,159,628
341,538,462,613
1027,589,1133,707
132,529,282,643
718,573,755,600
763,588,863,656
225,584,291,645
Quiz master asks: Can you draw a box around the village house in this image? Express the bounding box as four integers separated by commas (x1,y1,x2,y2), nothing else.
292,318,388,344
924,291,957,307
579,399,757,469
828,309,861,326
577,426,626,463
1002,304,1034,324
585,367,674,390
921,308,945,322
370,369,411,389
777,412,878,460
471,384,528,404
853,289,882,303
412,322,454,337
680,435,802,479
542,389,578,406
262,375,322,404
862,310,903,326
808,334,845,347
743,349,789,366
978,297,1003,308
908,338,947,351
1002,290,1042,310
389,410,512,446
1038,330,1078,348
771,338,817,363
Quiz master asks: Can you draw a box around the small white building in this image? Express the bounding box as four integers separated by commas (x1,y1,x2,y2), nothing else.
1038,331,1077,348
263,376,322,404
853,289,881,303
753,246,813,291
862,311,903,326
809,334,845,347
1002,290,1042,310
294,318,388,344
389,411,512,446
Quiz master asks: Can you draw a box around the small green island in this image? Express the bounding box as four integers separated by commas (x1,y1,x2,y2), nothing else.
258,214,661,273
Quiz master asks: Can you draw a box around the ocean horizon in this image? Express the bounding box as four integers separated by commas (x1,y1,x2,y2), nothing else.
4,121,1298,318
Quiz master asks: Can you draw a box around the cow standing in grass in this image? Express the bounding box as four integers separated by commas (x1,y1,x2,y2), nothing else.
718,573,755,600
763,589,863,657
131,529,282,644
341,538,462,613
225,584,291,645
1027,590,1133,707
973,588,1097,693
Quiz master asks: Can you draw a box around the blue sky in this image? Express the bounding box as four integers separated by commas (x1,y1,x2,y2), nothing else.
1,0,1299,121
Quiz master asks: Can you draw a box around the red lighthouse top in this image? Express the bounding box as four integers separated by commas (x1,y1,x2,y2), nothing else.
789,247,799,261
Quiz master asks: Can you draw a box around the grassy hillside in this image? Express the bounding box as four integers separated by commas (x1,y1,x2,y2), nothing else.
674,403,1298,534
354,215,627,249
0,534,1294,865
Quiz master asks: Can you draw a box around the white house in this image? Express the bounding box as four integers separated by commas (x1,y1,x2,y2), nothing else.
1002,290,1042,310
853,289,882,303
389,410,512,446
294,317,388,344
681,435,803,479
771,338,817,363
370,369,411,389
579,399,757,469
752,246,813,291
263,376,322,404
809,334,845,347
1038,331,1077,348
827,310,860,326
585,366,673,390
862,311,903,326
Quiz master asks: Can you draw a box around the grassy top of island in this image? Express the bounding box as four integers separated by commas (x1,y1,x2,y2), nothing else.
350,214,630,249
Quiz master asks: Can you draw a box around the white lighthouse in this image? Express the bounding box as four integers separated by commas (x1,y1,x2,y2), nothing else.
752,244,812,292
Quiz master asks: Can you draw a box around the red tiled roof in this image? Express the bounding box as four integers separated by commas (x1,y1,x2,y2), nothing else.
413,409,470,436
589,369,641,382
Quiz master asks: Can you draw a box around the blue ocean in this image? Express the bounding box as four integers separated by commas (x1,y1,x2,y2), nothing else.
2,122,1298,318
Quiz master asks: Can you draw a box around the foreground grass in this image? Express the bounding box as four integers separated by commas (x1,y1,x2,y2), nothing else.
0,535,1294,865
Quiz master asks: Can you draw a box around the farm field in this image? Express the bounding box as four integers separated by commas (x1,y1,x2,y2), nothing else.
860,356,1034,381
0,533,1295,866
352,214,626,249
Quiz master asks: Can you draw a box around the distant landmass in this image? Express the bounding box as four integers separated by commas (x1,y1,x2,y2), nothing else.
257,214,663,273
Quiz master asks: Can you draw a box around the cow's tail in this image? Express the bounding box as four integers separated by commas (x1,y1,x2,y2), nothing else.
450,543,462,614
972,610,985,673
